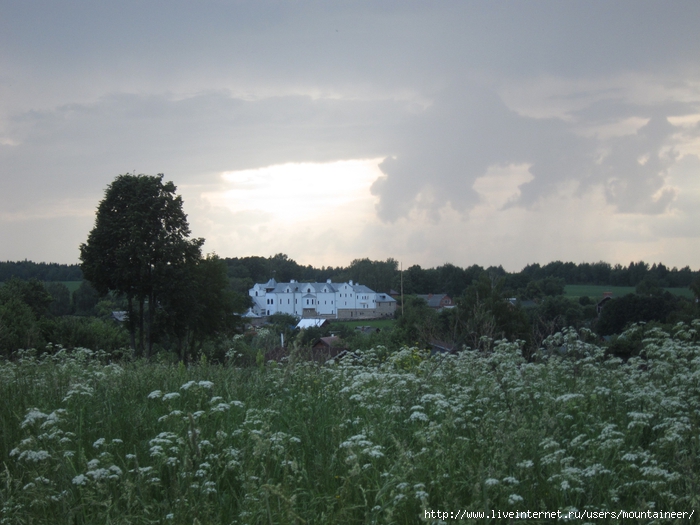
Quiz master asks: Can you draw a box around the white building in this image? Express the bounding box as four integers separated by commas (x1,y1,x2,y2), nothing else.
249,278,396,319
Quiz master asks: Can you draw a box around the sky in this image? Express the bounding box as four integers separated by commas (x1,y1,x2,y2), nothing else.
1,1,699,272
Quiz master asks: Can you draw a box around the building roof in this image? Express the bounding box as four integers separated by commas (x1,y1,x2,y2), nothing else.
296,318,328,330
254,280,372,295
314,336,343,348
417,294,451,308
242,307,261,318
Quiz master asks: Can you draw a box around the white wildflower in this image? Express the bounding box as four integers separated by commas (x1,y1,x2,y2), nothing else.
409,411,429,422
72,474,88,486
508,494,524,504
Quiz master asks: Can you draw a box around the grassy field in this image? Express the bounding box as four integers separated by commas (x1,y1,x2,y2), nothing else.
564,284,694,300
2,323,700,524
58,281,83,293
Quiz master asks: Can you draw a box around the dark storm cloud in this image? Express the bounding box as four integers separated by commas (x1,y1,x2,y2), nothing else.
370,80,695,220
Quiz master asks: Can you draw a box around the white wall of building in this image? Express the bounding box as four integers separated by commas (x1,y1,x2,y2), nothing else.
248,279,392,318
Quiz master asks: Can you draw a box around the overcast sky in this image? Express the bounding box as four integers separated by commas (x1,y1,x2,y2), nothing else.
1,1,699,271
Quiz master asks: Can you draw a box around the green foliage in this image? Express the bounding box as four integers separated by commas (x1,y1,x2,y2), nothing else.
45,282,73,317
3,324,700,523
596,293,685,336
344,257,398,293
393,296,440,347
0,279,50,356
0,296,43,356
0,261,82,282
156,254,246,363
72,280,100,316
528,296,585,345
0,278,52,319
294,325,330,348
38,317,130,354
80,173,204,357
635,276,663,296
455,274,530,350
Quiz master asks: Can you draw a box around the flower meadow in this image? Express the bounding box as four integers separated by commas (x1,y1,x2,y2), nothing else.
2,323,700,524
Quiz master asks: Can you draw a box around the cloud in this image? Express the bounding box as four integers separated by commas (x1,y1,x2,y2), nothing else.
370,73,700,224
0,91,404,212
2,2,700,268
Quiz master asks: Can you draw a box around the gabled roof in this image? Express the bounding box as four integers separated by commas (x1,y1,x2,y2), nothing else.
253,280,379,296
314,336,343,348
242,308,261,318
417,294,451,308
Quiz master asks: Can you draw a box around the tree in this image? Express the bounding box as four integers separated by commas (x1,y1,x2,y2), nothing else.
596,294,675,336
0,278,50,355
455,274,530,351
394,296,440,347
80,174,203,357
157,255,245,362
0,278,52,319
72,280,100,316
45,282,73,316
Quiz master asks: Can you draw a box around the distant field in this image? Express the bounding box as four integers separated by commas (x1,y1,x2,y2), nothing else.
58,280,82,292
564,284,693,299
0,280,83,292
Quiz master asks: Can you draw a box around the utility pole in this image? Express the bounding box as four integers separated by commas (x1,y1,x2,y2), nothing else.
400,261,404,317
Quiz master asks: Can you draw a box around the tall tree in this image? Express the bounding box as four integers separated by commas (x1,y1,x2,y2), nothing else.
158,255,244,362
80,174,203,357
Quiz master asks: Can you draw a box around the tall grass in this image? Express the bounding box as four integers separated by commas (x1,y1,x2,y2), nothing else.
2,323,700,524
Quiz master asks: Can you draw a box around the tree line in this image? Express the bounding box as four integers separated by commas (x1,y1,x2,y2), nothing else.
3,255,697,300
0,261,82,282
223,256,699,299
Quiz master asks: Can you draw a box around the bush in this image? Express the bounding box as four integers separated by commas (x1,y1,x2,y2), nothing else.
39,316,130,355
